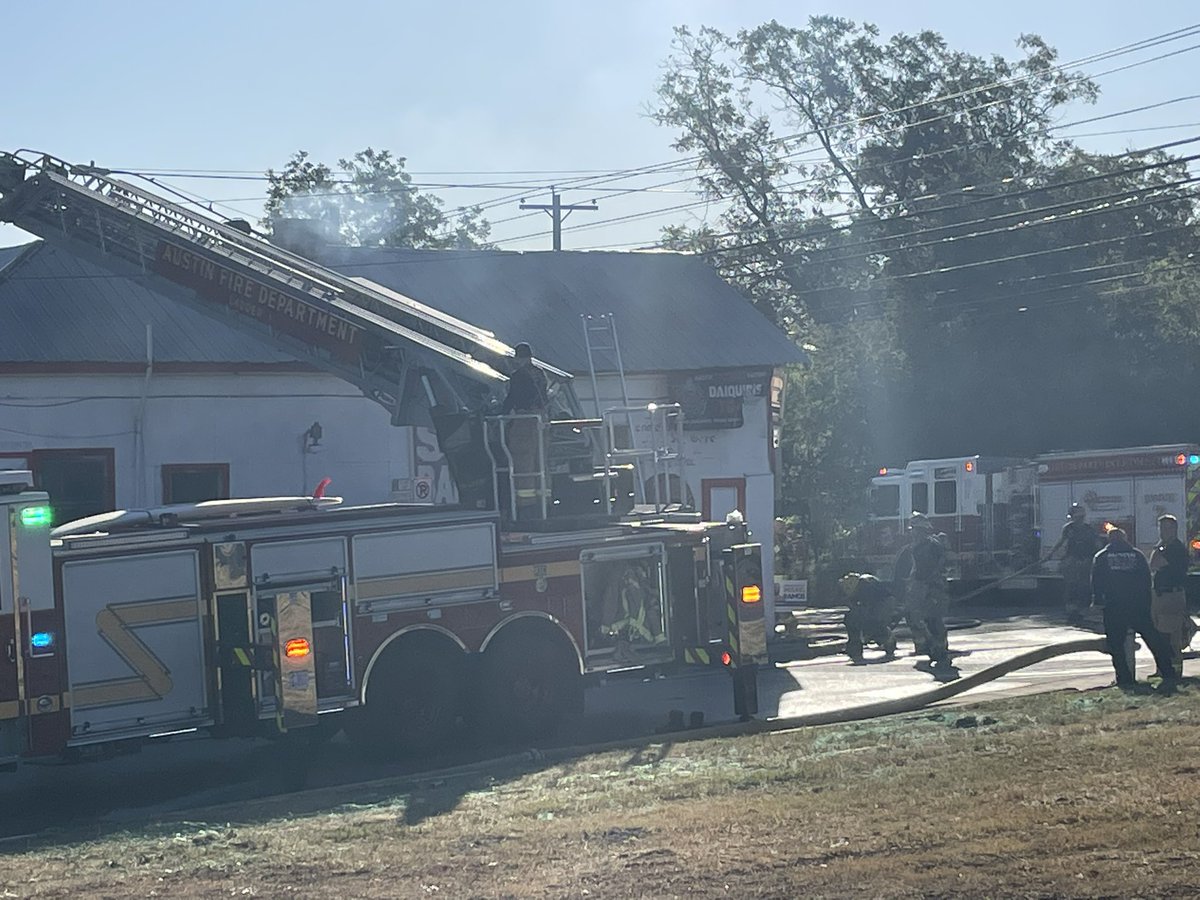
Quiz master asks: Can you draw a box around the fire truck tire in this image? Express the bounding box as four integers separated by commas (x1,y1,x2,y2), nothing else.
479,628,582,743
357,642,464,757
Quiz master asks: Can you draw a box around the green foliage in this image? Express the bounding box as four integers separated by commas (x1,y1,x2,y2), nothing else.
263,149,492,249
654,17,1200,555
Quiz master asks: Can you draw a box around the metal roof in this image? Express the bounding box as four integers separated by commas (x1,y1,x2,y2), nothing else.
0,243,29,274
0,241,805,373
318,247,806,374
0,242,294,365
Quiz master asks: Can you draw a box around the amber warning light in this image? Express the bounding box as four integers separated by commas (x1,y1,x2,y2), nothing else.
741,584,762,603
284,638,311,659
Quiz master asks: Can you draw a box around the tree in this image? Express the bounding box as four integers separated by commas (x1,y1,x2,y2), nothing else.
263,148,492,249
654,17,1200,553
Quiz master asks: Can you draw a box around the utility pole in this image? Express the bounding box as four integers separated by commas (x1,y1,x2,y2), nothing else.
519,186,598,250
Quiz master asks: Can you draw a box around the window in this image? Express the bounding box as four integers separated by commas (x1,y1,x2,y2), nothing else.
162,464,230,504
869,484,899,517
2,449,116,526
934,480,957,515
911,482,929,514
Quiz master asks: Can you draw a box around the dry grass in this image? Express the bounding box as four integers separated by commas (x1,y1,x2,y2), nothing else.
3,686,1199,898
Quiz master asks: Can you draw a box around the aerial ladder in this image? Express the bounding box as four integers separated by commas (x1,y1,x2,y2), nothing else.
0,151,596,514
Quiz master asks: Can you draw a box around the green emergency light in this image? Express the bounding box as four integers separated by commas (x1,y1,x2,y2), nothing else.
19,505,53,528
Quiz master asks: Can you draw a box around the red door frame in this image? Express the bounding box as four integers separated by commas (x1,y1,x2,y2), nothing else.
701,477,747,521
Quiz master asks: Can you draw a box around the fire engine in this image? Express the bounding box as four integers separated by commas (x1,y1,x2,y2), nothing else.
0,152,768,769
864,444,1200,595
865,454,1038,587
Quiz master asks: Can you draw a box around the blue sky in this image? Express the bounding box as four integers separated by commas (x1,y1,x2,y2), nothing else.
2,0,1197,250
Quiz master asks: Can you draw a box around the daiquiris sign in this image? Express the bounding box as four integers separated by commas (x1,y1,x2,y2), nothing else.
668,368,772,430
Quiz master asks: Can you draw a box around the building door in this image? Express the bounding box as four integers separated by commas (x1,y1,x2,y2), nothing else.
0,450,115,527
702,478,746,523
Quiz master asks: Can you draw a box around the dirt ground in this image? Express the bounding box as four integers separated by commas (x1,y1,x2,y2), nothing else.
3,684,1198,899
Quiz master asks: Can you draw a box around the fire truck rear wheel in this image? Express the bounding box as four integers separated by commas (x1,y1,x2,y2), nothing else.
480,629,582,743
358,642,464,757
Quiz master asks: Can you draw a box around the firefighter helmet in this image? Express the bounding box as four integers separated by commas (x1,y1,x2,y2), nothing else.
1068,502,1085,521
908,512,933,531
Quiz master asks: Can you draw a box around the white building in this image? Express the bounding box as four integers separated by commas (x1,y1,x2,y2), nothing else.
0,240,803,620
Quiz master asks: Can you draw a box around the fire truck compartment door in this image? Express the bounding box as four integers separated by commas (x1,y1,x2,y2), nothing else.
61,550,208,743
272,590,319,730
1,504,25,761
352,520,498,613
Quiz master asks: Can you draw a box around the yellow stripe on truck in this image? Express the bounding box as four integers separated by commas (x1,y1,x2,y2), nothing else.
500,560,581,583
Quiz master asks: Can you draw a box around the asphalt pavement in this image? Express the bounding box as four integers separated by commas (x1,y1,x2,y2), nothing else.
579,604,1195,739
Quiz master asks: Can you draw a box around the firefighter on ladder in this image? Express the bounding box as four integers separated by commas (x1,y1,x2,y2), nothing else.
501,342,550,517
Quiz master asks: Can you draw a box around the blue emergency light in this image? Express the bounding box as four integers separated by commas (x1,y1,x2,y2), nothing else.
30,631,55,651
1189,454,1200,466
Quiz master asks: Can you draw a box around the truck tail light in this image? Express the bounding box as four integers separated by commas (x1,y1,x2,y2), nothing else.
284,638,311,659
741,584,762,603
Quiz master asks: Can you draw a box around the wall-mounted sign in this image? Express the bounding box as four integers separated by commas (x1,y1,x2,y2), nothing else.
668,368,772,430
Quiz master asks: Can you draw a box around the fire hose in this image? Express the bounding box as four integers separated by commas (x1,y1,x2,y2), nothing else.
951,554,1054,605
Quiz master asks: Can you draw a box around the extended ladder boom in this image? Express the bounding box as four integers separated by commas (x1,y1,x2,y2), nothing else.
0,151,569,414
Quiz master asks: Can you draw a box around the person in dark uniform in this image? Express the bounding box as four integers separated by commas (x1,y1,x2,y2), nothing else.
501,343,550,515
1051,503,1102,626
839,572,898,662
1149,514,1196,679
1091,526,1177,691
904,513,952,669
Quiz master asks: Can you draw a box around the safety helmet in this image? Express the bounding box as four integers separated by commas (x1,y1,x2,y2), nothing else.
909,512,933,531
838,573,860,595
1068,503,1085,521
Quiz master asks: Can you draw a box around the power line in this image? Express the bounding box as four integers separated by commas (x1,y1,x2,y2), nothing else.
493,127,1200,247
480,24,1200,212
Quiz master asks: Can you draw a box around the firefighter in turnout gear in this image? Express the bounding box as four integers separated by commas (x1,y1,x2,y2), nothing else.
903,513,953,668
1091,526,1178,691
839,572,898,662
1051,503,1102,625
501,342,550,516
1149,514,1197,679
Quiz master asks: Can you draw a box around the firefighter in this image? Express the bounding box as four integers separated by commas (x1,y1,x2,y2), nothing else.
904,513,952,669
501,342,550,516
1092,526,1178,691
1149,514,1197,679
838,572,898,662
1050,502,1102,626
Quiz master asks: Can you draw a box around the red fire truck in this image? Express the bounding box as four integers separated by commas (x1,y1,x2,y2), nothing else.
0,153,767,769
1,468,763,768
